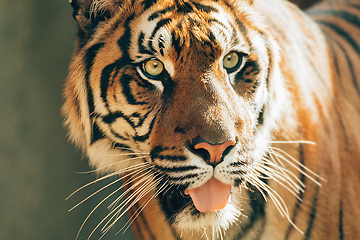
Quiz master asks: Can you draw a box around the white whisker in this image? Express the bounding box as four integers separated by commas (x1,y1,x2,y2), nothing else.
98,180,156,238
97,152,149,157
255,163,302,201
74,179,128,240
66,162,149,201
111,145,148,154
68,165,148,212
266,153,307,191
119,177,169,234
86,173,153,240
106,166,154,210
262,157,304,190
269,147,323,184
269,140,316,145
247,168,304,234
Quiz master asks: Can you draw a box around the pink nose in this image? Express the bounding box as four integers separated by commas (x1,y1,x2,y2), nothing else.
194,140,236,165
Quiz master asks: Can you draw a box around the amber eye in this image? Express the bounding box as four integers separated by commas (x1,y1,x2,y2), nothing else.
223,52,242,73
142,59,164,79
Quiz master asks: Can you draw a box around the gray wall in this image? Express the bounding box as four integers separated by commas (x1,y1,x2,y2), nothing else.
0,1,134,239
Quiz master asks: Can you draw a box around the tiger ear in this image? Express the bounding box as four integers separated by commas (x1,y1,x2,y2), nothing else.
70,0,120,40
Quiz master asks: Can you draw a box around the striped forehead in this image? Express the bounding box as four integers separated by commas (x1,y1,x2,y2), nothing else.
128,2,248,64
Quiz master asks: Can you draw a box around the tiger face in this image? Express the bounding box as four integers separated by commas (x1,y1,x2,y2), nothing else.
64,0,287,235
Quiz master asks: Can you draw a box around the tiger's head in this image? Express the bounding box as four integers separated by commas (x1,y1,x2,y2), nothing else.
64,0,289,235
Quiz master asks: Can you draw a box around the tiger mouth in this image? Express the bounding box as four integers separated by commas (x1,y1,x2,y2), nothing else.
158,181,234,221
184,177,232,213
159,185,193,221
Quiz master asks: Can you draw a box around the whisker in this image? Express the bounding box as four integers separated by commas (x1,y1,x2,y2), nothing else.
99,170,155,228
87,156,150,174
255,163,302,201
112,145,148,154
261,157,305,192
96,178,155,238
107,166,154,210
72,165,151,240
267,153,307,189
86,172,153,240
245,174,268,202
247,174,304,234
96,152,149,157
119,177,169,234
74,178,131,240
269,147,324,184
66,162,149,201
201,226,210,240
68,165,148,212
269,140,316,145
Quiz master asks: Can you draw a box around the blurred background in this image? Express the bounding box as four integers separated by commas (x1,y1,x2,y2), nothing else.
0,0,316,240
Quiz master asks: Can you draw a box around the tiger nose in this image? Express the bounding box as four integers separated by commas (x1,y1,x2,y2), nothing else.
194,140,236,165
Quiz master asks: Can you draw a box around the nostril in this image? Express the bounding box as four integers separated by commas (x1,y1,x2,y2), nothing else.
194,140,236,165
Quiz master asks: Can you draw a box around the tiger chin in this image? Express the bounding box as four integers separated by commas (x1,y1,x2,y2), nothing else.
63,0,360,239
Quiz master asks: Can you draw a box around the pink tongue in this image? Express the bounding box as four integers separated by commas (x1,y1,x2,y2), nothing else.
185,177,231,213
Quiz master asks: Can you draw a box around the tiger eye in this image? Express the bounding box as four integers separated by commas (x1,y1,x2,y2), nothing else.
223,52,241,72
143,59,164,77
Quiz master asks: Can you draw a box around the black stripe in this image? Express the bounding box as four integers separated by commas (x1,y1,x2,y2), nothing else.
150,145,187,161
193,2,219,13
167,173,200,181
234,60,261,85
322,28,360,96
103,108,152,131
317,21,360,55
109,127,129,141
234,18,248,41
103,111,134,126
339,201,344,240
154,165,198,172
230,170,247,175
284,144,306,240
148,6,176,21
229,161,248,167
133,113,156,142
171,31,182,57
143,0,158,11
152,154,187,161
117,15,133,64
120,74,148,105
103,111,136,128
138,32,152,55
308,10,360,30
91,121,105,143
303,182,320,240
149,18,172,52
112,142,132,152
100,64,118,109
207,18,229,30
84,43,105,116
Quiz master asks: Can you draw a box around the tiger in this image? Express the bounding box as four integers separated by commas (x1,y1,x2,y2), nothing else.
62,0,360,239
